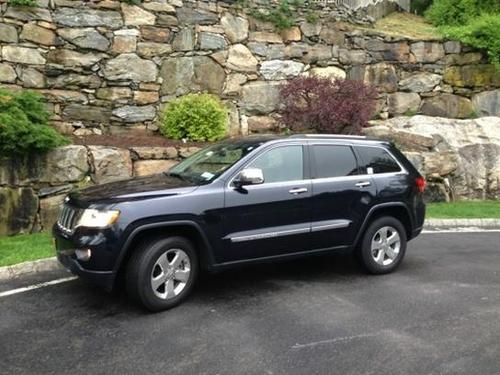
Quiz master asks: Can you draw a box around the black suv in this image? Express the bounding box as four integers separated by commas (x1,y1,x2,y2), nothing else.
54,135,426,311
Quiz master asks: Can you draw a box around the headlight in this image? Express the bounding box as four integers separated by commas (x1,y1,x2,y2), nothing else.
76,209,120,229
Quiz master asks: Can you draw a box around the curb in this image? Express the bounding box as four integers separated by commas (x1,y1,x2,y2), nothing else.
424,218,500,230
0,257,62,282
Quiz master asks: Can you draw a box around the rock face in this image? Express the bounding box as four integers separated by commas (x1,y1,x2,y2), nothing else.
103,54,158,82
473,90,500,116
89,147,133,184
160,56,226,95
0,0,498,133
241,81,281,114
420,94,474,119
0,187,38,236
41,146,89,183
365,116,500,201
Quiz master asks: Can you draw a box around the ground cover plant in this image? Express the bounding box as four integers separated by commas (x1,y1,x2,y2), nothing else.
0,232,53,267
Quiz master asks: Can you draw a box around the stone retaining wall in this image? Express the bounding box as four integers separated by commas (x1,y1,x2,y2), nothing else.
0,0,499,138
0,144,200,235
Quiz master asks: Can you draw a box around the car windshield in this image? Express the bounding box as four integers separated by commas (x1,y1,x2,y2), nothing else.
166,140,264,185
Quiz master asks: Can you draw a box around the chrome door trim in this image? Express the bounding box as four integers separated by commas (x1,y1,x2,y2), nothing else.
311,219,351,232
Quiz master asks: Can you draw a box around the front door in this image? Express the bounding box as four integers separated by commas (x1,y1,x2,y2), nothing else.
219,144,312,263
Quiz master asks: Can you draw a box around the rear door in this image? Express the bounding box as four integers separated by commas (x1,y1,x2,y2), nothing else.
220,143,312,263
308,142,377,250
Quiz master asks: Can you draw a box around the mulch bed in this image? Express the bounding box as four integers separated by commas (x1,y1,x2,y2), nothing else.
72,134,207,148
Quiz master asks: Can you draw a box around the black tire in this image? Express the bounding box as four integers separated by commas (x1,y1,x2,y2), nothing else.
356,216,407,275
126,236,199,312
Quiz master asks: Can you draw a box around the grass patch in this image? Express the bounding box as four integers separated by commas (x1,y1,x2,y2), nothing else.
361,12,441,40
427,200,500,219
0,232,54,267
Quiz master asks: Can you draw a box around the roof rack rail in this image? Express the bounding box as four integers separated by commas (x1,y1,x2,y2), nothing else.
289,134,367,139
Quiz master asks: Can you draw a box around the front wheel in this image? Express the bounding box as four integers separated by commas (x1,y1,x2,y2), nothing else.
126,236,199,312
356,217,407,274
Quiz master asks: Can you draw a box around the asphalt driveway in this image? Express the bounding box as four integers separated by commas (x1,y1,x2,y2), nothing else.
1,232,499,375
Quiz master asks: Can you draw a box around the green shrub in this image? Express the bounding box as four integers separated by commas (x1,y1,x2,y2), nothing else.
425,0,499,26
0,89,69,156
8,0,37,6
441,13,500,67
160,94,228,142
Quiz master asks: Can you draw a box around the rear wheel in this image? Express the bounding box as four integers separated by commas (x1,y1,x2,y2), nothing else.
356,216,407,274
126,236,198,312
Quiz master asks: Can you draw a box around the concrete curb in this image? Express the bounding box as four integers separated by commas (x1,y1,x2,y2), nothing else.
0,257,62,282
424,218,500,229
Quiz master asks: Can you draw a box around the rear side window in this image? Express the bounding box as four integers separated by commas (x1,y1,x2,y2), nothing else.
356,146,401,174
312,145,359,178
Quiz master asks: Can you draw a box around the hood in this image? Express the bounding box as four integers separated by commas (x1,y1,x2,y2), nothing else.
69,173,199,205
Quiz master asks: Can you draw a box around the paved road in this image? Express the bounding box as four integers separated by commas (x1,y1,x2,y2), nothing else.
1,232,499,375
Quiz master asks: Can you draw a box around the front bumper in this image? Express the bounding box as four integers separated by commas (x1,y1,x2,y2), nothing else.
53,225,118,291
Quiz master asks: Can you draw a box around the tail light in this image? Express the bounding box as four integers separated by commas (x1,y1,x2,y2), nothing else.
415,176,426,193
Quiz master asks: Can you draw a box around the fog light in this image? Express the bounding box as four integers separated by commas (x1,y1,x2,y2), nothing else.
75,249,92,262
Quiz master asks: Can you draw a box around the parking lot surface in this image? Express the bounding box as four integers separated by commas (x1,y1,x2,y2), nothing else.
1,232,499,375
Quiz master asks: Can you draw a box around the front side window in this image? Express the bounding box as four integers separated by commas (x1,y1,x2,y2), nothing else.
312,145,359,178
247,145,303,183
356,146,401,174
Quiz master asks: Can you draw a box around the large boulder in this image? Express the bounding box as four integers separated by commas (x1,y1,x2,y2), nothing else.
365,116,500,200
54,8,123,28
443,65,500,88
160,56,225,95
260,60,305,80
57,28,110,51
39,194,66,231
41,146,89,184
89,146,133,184
0,187,38,236
473,90,500,117
399,73,441,93
221,12,249,43
103,54,158,82
240,81,281,114
420,94,474,119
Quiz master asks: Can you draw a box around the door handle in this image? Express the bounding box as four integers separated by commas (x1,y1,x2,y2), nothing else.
289,187,308,195
355,181,371,188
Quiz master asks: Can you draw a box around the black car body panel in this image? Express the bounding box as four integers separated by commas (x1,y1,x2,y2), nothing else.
53,135,426,290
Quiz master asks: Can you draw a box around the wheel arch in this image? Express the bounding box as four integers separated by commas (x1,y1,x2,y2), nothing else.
114,221,215,285
353,203,413,249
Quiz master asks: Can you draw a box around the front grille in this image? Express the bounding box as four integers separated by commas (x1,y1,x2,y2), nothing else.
57,204,83,234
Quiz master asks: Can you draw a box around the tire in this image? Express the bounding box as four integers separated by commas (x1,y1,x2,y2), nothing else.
126,236,199,312
356,216,407,275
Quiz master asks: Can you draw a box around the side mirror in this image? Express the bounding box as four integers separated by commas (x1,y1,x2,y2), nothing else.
234,168,264,188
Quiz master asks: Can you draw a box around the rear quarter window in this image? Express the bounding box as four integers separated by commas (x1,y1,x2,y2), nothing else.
356,146,401,174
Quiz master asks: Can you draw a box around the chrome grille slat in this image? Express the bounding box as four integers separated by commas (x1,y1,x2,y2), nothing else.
57,204,81,234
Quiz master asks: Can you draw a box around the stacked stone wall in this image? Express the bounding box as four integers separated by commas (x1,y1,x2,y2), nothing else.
0,0,499,138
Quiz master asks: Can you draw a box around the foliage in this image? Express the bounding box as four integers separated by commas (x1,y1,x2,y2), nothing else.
8,0,36,6
160,94,228,142
425,0,498,26
0,232,54,267
279,76,378,135
410,0,433,15
425,0,500,67
249,0,304,30
0,89,69,157
120,0,141,4
441,13,500,67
